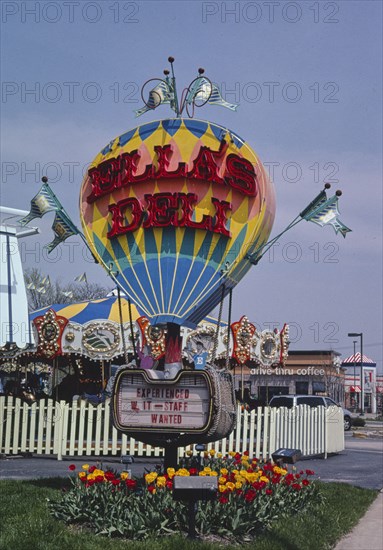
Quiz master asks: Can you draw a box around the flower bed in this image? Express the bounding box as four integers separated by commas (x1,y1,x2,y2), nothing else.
49,452,322,542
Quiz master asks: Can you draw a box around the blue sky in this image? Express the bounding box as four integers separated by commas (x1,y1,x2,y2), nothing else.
1,1,382,369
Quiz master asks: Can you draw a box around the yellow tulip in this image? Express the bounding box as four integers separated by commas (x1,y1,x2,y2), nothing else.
176,468,190,477
120,472,129,481
273,466,287,476
247,473,257,483
82,464,89,471
145,473,157,484
157,476,166,487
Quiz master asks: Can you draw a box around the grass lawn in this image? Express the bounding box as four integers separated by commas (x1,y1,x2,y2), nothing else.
0,478,377,550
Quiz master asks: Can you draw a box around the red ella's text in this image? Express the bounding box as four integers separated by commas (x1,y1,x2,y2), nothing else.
87,142,258,203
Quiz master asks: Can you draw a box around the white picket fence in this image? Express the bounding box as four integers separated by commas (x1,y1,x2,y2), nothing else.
0,396,344,460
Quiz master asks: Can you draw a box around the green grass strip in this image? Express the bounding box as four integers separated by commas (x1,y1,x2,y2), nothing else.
0,478,377,550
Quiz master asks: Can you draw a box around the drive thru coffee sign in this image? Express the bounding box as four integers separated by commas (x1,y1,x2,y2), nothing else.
112,369,213,433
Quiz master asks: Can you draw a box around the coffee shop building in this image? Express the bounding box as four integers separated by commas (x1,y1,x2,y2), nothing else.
233,350,345,406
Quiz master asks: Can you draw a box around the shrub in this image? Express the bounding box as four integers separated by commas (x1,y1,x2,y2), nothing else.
353,417,366,427
49,454,323,542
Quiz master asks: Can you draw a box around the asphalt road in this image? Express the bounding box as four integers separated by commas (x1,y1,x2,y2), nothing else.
300,433,383,490
1,433,382,490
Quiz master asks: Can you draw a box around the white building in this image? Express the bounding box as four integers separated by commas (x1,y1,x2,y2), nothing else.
0,206,37,351
342,353,382,414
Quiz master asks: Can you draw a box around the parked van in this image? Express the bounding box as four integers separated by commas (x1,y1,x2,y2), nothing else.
268,395,354,431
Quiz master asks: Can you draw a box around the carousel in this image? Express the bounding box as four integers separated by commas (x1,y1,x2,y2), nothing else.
1,294,289,406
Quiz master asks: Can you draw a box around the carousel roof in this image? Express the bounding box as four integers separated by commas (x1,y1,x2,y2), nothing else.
27,296,228,362
30,297,139,325
30,296,225,326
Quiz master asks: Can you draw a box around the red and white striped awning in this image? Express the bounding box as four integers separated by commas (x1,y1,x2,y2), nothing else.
342,353,376,365
350,386,361,393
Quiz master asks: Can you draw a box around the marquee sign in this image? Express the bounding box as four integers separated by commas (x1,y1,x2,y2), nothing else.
112,369,213,435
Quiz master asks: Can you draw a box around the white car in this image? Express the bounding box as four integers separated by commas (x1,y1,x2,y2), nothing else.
269,395,354,431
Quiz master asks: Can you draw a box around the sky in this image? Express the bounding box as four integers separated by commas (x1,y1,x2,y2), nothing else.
1,0,382,370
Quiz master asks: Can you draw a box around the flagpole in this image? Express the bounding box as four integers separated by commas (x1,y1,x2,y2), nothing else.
246,184,350,266
246,215,302,265
21,177,142,313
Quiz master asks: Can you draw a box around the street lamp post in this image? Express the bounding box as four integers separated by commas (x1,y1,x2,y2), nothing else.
348,332,364,415
353,340,357,410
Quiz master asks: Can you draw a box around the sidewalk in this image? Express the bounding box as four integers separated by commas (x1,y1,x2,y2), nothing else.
0,454,158,480
334,490,383,550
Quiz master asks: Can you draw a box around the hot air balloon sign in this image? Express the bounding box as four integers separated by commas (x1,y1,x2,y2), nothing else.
79,58,275,456
79,63,275,334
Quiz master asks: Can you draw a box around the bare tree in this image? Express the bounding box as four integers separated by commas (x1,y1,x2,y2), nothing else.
24,268,110,311
320,359,344,404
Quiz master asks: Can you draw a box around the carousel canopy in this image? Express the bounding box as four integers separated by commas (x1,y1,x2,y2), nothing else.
28,297,287,368
28,296,227,361
30,296,140,325
30,296,224,326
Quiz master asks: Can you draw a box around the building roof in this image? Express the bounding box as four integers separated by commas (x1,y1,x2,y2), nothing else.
342,353,376,365
288,350,341,357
